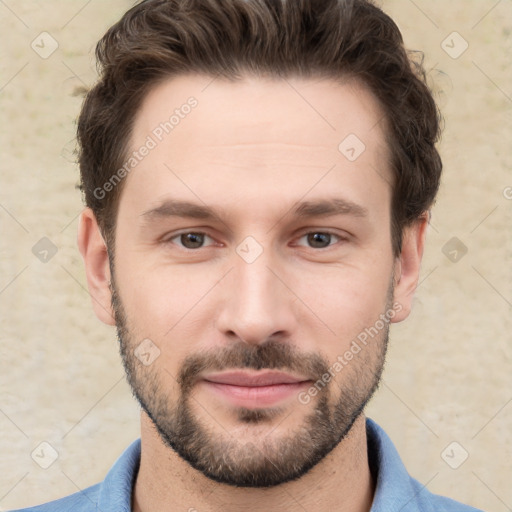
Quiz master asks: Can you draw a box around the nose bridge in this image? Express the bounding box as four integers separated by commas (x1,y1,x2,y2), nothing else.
237,252,276,311
216,245,295,344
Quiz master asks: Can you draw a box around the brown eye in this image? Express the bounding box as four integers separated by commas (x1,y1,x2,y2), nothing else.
306,232,334,248
180,233,204,248
169,232,213,249
299,231,341,249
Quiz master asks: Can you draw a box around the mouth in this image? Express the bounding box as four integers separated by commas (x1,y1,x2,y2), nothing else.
200,370,312,409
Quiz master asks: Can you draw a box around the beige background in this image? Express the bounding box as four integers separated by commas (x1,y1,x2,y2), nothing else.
1,0,511,510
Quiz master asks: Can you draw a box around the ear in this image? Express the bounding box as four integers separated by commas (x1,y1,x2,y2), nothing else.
390,212,429,323
77,208,116,326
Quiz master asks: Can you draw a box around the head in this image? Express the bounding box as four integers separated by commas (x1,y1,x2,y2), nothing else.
77,0,441,488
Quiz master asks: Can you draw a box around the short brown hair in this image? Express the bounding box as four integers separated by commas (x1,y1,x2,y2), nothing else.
77,0,442,257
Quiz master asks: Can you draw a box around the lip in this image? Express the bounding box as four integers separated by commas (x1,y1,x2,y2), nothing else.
204,370,308,387
201,370,311,409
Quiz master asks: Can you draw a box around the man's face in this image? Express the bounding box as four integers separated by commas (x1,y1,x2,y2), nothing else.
110,75,398,486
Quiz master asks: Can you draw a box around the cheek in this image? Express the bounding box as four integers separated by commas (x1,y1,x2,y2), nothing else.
293,262,392,355
115,258,220,347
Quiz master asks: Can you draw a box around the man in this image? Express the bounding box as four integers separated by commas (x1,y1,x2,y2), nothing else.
13,0,483,510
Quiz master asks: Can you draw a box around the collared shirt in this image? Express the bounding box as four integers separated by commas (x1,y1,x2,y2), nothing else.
11,418,484,511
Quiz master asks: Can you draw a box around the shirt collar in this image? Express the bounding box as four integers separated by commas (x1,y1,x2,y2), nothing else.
98,437,141,511
366,417,436,511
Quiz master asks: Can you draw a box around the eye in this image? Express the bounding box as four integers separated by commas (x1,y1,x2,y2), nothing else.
296,232,342,249
168,232,215,249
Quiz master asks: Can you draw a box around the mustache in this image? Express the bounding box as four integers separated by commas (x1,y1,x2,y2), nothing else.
178,340,329,393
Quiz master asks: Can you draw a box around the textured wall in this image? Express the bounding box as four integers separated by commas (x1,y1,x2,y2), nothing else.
0,1,511,510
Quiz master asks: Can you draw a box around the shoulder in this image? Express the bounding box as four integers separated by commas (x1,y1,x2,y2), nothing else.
408,476,485,512
8,439,141,512
366,418,484,512
8,483,100,512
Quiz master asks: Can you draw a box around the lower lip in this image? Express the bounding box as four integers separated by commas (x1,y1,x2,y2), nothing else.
201,381,309,408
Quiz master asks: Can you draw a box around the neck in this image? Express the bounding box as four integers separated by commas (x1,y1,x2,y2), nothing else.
132,412,375,512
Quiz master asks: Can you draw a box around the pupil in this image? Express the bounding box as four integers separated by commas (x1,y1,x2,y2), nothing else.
182,233,204,248
308,233,330,248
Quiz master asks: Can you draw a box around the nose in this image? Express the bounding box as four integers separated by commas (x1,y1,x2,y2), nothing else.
215,251,297,345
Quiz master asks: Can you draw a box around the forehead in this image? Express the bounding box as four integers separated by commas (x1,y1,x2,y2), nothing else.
122,74,391,213
131,73,388,151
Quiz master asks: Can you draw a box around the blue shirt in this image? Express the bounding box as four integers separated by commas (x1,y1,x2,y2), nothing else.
11,418,484,511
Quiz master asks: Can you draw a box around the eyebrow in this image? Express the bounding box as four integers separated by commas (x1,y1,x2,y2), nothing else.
140,197,368,224
141,200,218,221
293,198,368,218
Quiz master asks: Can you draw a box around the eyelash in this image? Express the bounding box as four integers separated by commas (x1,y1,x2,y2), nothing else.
165,230,346,250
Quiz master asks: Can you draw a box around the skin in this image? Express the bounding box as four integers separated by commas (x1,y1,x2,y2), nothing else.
78,74,428,512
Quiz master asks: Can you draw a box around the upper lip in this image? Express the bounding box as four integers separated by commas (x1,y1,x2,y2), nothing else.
203,370,310,387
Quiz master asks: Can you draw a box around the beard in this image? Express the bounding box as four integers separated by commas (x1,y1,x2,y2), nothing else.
111,271,390,488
